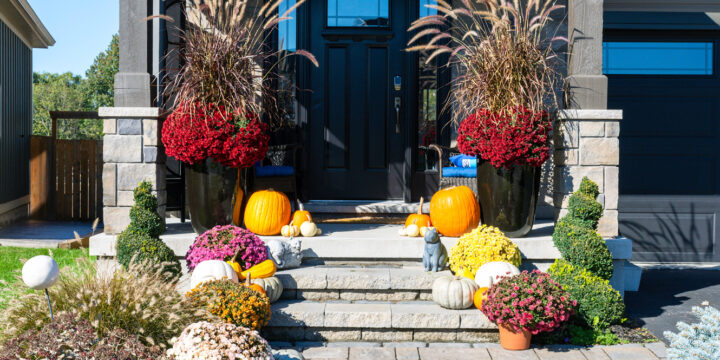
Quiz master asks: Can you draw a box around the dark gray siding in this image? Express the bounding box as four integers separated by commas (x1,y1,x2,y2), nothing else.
0,19,32,204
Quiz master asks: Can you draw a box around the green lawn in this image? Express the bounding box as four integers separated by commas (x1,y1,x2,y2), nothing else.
0,247,93,309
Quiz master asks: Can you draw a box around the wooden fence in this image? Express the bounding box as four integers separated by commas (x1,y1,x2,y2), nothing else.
29,111,103,221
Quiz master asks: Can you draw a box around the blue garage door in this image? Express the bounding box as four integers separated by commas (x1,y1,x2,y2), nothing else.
606,31,720,262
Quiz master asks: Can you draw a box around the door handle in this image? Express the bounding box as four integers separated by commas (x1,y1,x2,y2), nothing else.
394,97,401,134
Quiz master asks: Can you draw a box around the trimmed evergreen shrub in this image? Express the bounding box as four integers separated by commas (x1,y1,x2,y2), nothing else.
553,218,613,280
578,176,600,199
568,192,603,229
128,206,164,238
548,259,625,330
117,230,181,281
133,180,158,212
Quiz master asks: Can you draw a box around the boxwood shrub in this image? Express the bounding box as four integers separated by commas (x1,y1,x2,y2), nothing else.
578,176,600,199
568,192,603,230
128,206,164,238
548,259,625,330
553,217,614,280
116,230,181,281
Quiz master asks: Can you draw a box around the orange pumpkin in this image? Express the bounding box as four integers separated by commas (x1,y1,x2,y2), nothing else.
244,273,267,296
244,190,291,235
429,186,481,237
474,287,489,310
292,200,312,227
405,197,431,228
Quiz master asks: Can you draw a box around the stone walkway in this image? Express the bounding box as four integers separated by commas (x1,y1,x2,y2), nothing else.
272,342,667,360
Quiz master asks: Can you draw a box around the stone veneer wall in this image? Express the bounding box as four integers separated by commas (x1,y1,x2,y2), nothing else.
553,109,623,237
100,107,165,234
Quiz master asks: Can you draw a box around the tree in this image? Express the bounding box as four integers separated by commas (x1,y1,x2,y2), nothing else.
84,34,118,108
32,72,96,139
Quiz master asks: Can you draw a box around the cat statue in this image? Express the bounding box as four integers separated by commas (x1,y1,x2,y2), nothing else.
267,238,303,269
422,227,448,272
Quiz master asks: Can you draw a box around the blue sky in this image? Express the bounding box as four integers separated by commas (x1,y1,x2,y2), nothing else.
28,0,119,76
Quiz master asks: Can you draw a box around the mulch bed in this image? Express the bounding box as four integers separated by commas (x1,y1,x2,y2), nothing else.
610,317,658,343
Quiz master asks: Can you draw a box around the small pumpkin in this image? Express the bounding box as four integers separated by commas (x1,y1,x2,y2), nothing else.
474,261,520,288
300,217,320,237
429,186,481,237
405,197,431,228
240,259,277,280
473,287,489,310
190,260,238,289
420,226,428,237
244,273,266,296
406,223,420,237
432,275,479,310
281,222,300,237
398,227,407,236
252,276,284,303
292,200,312,227
244,189,292,235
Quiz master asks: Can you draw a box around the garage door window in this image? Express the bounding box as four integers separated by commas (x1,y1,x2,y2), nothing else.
603,42,713,75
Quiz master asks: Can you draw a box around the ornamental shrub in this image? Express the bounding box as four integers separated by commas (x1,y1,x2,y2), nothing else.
568,193,603,230
449,225,522,275
186,225,268,271
127,180,164,237
553,219,613,280
578,176,600,199
133,180,158,212
481,270,576,335
665,306,720,360
116,230,182,281
187,279,271,330
548,259,625,330
166,321,273,360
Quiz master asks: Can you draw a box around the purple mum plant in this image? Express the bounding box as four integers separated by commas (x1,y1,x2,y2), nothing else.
186,225,268,271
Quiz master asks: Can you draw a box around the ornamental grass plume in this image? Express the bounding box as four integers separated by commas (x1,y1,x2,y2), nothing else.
449,225,522,275
167,321,273,360
481,270,576,335
186,225,268,271
0,257,204,348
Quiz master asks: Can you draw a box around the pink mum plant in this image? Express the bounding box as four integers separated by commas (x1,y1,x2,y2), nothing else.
186,225,267,271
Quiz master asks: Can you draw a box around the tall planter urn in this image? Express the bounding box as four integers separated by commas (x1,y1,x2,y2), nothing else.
186,158,239,234
476,160,540,238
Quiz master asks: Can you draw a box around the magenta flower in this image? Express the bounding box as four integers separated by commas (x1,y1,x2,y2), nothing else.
186,225,268,271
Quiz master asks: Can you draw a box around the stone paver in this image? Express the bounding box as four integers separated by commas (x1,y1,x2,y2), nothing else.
534,345,588,360
327,342,380,348
395,348,420,360
644,343,667,359
487,347,539,360
602,345,658,360
303,346,349,360
382,342,427,348
324,303,392,328
428,342,471,348
582,347,611,360
349,347,395,360
391,302,460,329
418,348,492,360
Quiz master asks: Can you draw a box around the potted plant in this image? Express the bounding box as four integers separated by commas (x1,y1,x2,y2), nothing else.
408,0,565,237
481,270,576,350
161,0,317,233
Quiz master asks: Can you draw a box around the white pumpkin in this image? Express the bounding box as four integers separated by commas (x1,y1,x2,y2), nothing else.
281,223,300,237
406,224,420,237
398,227,407,236
300,221,319,237
474,261,521,288
432,275,479,310
251,276,284,303
22,255,60,290
190,260,239,289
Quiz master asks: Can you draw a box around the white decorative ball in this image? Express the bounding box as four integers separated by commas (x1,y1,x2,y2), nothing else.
22,255,60,290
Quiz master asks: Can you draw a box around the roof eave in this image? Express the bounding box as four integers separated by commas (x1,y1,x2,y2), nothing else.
0,0,54,49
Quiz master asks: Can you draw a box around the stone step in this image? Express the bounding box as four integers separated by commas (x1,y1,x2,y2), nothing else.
263,300,497,343
302,200,429,214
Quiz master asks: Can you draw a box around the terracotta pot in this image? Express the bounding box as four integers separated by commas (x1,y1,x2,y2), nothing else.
498,323,531,350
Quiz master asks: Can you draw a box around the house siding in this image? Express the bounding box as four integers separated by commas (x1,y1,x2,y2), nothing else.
0,18,32,205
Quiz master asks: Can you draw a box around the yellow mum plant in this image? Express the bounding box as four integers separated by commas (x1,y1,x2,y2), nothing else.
187,279,271,330
449,225,522,275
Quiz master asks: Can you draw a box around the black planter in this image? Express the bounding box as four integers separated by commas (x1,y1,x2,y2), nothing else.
476,160,541,238
186,158,239,234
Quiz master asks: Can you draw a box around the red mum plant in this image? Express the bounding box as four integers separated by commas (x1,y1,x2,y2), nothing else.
457,107,552,169
481,270,576,335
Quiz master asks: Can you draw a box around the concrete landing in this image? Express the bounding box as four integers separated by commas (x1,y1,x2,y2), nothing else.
0,220,100,248
303,200,430,214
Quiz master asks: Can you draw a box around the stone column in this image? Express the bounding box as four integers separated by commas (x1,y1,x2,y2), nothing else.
553,109,622,237
115,0,151,107
101,107,165,234
566,0,607,109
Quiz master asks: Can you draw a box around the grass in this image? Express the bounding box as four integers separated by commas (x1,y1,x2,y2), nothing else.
0,247,94,309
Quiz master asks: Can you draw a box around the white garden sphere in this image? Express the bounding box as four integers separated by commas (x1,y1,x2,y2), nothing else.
22,255,60,290
190,260,239,289
474,261,520,288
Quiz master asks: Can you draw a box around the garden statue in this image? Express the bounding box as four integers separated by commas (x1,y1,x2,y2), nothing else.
423,227,448,272
267,238,303,269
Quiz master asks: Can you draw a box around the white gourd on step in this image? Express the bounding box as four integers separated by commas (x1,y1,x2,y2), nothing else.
474,261,520,288
190,260,238,289
432,275,479,310
251,276,284,303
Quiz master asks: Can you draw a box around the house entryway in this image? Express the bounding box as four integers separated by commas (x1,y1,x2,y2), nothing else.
303,0,411,200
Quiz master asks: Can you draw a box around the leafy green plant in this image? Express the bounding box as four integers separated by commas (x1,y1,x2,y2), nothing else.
124,180,163,237
0,259,203,348
548,259,625,331
568,193,603,230
116,231,181,281
553,220,613,280
665,306,720,360
579,177,600,199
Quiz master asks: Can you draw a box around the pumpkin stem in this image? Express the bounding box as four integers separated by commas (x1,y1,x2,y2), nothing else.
297,199,304,211
231,248,240,263
418,197,424,214
246,272,252,286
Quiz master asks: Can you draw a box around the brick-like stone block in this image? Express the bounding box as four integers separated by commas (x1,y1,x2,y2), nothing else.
102,164,117,207
142,119,158,146
324,303,391,328
104,135,142,163
604,166,619,210
487,347,539,360
302,347,349,360
340,291,367,301
606,121,620,137
304,328,361,342
143,146,158,163
103,118,116,134
413,330,456,342
117,163,165,191
602,345,657,360
580,138,619,165
554,120,579,149
579,120,605,137
327,269,391,289
555,166,604,194
297,290,339,301
391,304,460,329
103,207,130,234
418,347,492,360
362,330,413,342
117,118,142,135
598,210,619,237
269,301,325,327
554,149,578,166
117,191,134,207
455,330,497,343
